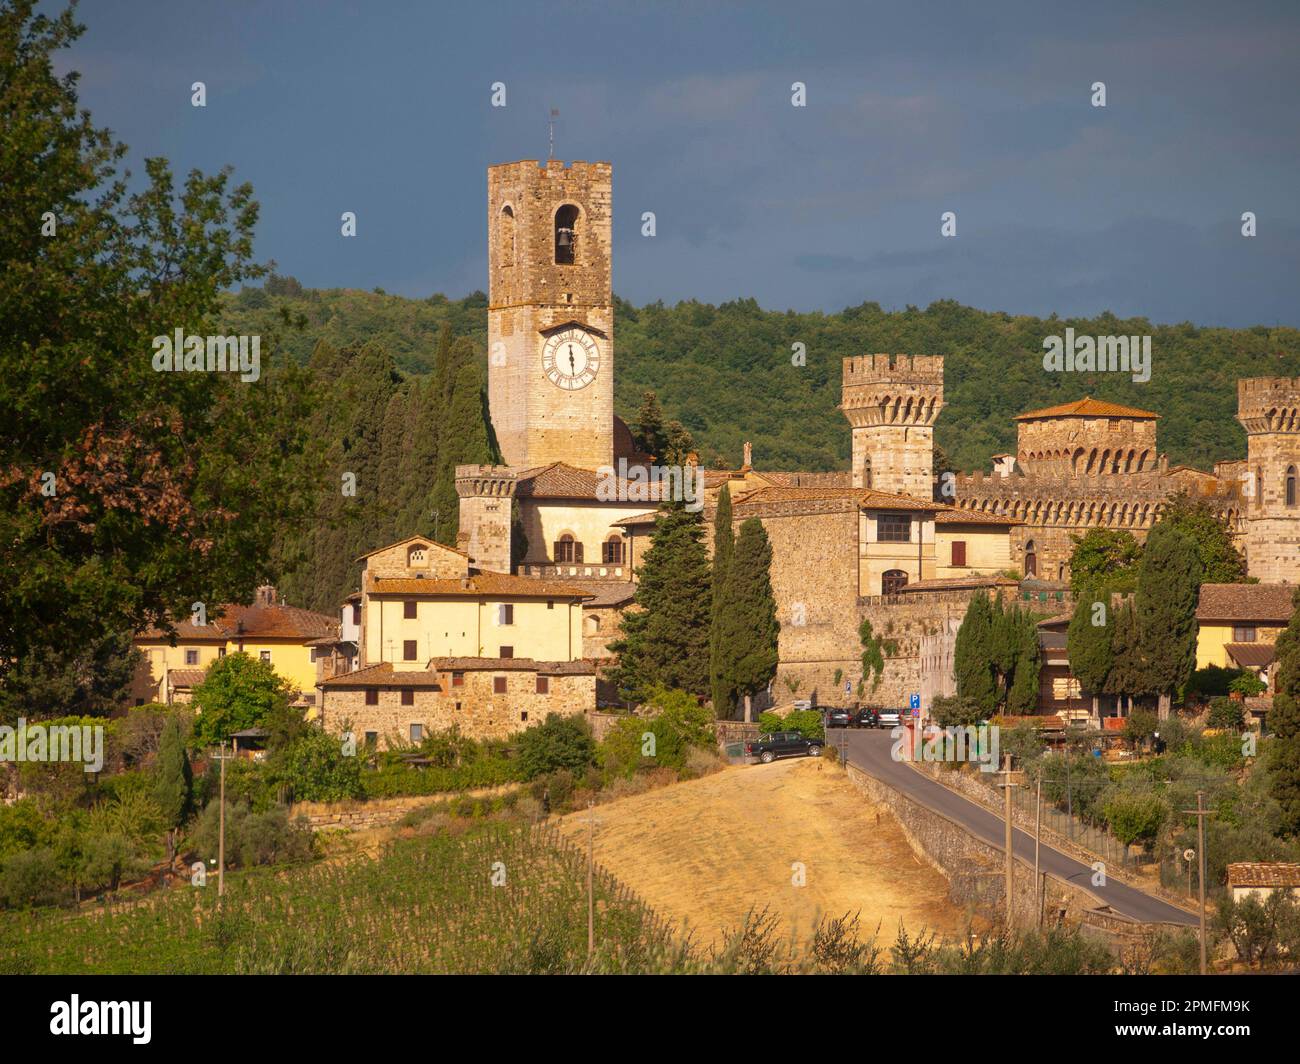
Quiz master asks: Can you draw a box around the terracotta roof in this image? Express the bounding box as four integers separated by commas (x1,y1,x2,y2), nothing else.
218,603,338,640
431,657,596,675
573,582,637,608
732,485,946,512
167,668,206,687
610,510,660,527
136,620,226,641
366,573,593,599
934,507,1022,526
1015,397,1160,421
758,471,853,488
1225,643,1277,668
320,663,445,687
896,575,1021,594
1226,862,1300,889
355,535,468,563
1196,583,1298,623
514,461,675,502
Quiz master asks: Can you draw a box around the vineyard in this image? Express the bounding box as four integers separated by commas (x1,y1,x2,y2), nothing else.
0,823,681,975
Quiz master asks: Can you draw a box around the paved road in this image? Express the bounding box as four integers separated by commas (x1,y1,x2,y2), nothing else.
831,728,1197,926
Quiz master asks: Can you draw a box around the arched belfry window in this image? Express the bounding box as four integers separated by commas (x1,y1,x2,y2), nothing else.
1024,539,1038,578
555,204,579,265
499,205,515,267
1287,465,1297,508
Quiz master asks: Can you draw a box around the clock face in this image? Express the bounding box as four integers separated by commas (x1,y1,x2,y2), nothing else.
541,328,600,390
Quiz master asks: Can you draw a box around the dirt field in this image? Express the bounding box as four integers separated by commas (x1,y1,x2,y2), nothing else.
556,758,969,949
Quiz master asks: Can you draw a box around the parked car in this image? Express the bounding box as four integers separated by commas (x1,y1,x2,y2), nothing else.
746,731,823,764
875,709,904,728
824,708,852,729
849,707,881,729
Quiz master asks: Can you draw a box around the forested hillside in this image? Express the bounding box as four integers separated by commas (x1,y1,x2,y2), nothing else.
223,280,1300,611
226,280,1300,476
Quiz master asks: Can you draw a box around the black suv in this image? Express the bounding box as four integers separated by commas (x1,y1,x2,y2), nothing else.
746,732,823,764
850,707,881,729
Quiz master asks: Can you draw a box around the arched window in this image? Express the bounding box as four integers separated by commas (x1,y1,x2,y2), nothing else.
555,204,579,265
499,205,515,266
1287,465,1297,508
882,569,908,595
585,614,601,636
602,536,624,565
553,534,583,564
1024,540,1038,578
407,543,428,567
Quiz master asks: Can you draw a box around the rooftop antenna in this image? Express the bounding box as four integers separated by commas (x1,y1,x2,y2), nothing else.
548,107,559,160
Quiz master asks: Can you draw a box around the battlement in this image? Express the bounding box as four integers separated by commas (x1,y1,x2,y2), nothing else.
842,354,944,385
455,465,517,498
1238,377,1300,433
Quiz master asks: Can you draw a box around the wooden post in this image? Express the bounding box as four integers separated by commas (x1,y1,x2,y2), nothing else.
218,739,227,902
1002,755,1015,929
1034,773,1042,928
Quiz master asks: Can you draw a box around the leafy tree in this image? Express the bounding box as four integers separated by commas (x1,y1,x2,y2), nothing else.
709,484,735,715
1157,494,1248,584
189,652,294,749
0,2,312,675
931,695,984,728
600,687,715,777
608,505,712,703
1067,529,1142,595
1067,585,1114,717
1206,697,1244,731
273,727,363,802
1269,589,1300,835
1102,791,1168,847
713,518,779,721
515,713,596,781
1135,522,1203,718
0,628,140,725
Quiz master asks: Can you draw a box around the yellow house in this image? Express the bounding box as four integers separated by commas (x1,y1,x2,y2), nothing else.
131,586,338,705
355,536,592,670
1195,583,1298,686
933,509,1019,579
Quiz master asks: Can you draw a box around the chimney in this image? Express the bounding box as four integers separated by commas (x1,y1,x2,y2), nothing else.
742,441,752,469
255,584,277,607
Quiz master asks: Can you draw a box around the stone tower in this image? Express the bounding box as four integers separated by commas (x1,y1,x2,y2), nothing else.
455,465,516,574
841,354,945,498
487,159,613,472
1237,377,1300,583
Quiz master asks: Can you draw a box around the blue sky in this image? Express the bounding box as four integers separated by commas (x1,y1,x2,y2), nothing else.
60,0,1300,325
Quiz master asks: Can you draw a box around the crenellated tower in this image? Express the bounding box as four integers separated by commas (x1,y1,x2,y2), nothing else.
1237,377,1300,583
840,354,944,498
455,465,516,574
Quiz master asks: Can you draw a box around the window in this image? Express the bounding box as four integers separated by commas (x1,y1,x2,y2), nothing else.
259,650,271,663
498,603,514,626
1288,466,1297,508
410,724,423,743
554,535,583,564
218,646,226,657
1234,625,1257,642
536,676,549,694
1024,539,1038,578
950,541,967,567
404,600,417,619
499,204,515,266
547,600,554,609
882,569,909,595
520,711,528,723
403,640,418,661
407,544,427,567
452,671,464,687
877,513,912,542
351,603,361,625
185,649,199,666
309,647,318,663
365,688,378,705
493,676,508,694
500,646,514,659
603,537,624,564
364,732,378,750
401,688,414,706
554,204,579,265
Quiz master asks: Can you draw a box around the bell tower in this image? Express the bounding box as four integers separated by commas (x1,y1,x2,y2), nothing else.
841,354,945,498
487,160,613,471
1237,377,1300,583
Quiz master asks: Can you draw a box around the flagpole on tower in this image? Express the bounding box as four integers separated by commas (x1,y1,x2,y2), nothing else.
548,107,559,160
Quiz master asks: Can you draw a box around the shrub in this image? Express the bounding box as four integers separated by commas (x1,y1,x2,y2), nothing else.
1102,791,1169,847
514,714,596,781
0,848,64,908
189,801,313,870
273,727,364,803
1207,696,1245,731
932,695,984,728
1229,673,1267,697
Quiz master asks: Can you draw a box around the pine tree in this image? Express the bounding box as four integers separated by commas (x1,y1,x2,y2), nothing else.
1067,583,1114,717
954,591,998,715
634,391,668,458
1135,522,1203,718
1269,589,1300,835
709,484,735,716
607,504,712,702
714,518,779,721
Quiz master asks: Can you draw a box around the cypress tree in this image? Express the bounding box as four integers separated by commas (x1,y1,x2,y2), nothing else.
714,518,779,721
954,591,998,715
607,504,712,703
634,390,668,459
430,355,497,548
1105,598,1146,713
1135,522,1203,718
709,484,735,716
1067,583,1115,717
1005,604,1041,716
153,716,192,860
1269,589,1300,834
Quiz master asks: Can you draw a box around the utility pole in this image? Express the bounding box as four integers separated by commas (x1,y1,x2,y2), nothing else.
583,801,602,961
1034,772,1043,928
1184,790,1209,974
218,739,228,902
1001,754,1015,930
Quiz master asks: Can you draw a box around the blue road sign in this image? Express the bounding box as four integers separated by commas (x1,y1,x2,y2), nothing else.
909,693,921,710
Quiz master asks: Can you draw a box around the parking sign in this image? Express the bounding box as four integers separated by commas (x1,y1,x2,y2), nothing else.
909,693,921,715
